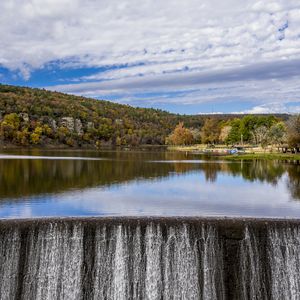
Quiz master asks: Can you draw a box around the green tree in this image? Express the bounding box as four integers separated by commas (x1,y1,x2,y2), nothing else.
240,115,276,142
269,122,287,147
226,119,241,144
239,115,257,141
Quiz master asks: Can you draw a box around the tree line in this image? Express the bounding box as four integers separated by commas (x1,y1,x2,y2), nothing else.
0,84,200,147
167,115,300,152
0,84,294,149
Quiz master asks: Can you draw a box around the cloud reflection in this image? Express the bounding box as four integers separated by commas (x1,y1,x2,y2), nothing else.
1,170,299,219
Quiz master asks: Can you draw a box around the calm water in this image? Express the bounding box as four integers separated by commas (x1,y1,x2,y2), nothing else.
0,149,299,219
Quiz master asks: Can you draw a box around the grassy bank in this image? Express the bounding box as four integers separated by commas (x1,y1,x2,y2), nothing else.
168,144,217,152
222,153,300,161
168,144,300,161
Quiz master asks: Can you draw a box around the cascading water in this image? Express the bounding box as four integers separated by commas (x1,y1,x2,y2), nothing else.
236,223,300,300
0,218,300,300
88,222,224,300
0,228,21,300
268,226,300,299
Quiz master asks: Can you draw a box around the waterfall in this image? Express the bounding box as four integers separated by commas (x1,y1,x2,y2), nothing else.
239,223,300,300
239,226,268,299
0,218,300,299
0,228,21,300
268,226,300,299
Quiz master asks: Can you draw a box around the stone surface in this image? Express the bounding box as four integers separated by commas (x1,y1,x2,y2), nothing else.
60,117,75,132
19,113,29,122
87,122,94,130
75,119,83,135
50,119,57,131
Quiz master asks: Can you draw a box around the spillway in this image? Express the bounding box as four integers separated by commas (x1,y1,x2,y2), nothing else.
0,217,300,299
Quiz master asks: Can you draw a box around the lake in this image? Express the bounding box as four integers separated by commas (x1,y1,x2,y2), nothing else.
0,149,299,219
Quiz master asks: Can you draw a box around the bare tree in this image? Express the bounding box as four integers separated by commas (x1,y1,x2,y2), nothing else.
286,115,300,152
251,125,269,147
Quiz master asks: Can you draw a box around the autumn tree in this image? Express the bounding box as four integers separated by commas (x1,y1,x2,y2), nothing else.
219,125,232,144
56,126,70,144
30,126,43,144
0,113,20,141
166,122,194,145
0,84,291,148
16,128,30,145
200,118,220,145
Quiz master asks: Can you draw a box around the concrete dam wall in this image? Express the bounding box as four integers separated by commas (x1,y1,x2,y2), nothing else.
0,217,300,299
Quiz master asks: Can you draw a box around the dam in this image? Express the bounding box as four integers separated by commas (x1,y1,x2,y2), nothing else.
1,217,300,299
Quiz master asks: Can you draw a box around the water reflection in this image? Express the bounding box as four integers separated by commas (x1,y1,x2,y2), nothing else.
287,163,300,200
0,150,299,218
0,152,200,199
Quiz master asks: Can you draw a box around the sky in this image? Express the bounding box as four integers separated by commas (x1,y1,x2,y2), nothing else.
1,0,300,114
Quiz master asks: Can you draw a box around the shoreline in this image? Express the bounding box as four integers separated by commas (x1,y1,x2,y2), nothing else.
0,144,299,160
222,153,300,160
168,144,300,160
0,144,168,152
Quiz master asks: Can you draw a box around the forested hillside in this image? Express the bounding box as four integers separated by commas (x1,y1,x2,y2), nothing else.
0,84,290,148
0,84,188,147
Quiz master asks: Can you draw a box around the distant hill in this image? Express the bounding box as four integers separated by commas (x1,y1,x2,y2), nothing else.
0,84,290,148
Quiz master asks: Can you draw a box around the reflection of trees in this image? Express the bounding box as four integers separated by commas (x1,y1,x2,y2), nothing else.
199,163,220,182
205,160,300,202
197,160,286,185
230,160,285,186
198,159,300,201
0,150,299,202
287,163,300,200
0,151,199,201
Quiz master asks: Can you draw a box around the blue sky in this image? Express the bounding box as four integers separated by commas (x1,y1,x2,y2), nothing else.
1,0,300,114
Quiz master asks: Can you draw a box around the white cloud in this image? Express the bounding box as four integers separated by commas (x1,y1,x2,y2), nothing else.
235,103,300,114
1,0,300,111
47,60,300,107
1,0,300,74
